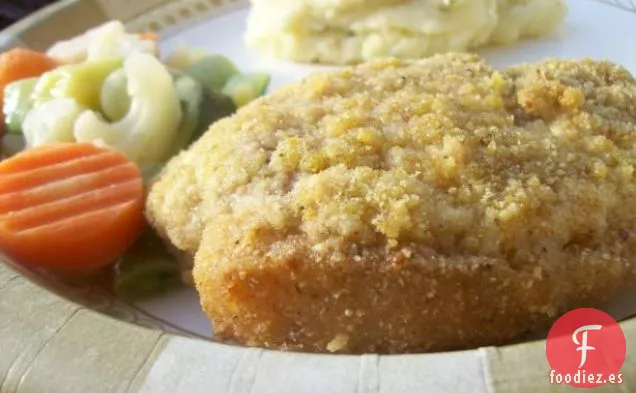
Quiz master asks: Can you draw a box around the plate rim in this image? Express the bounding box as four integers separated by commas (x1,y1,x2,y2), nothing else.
1,1,635,392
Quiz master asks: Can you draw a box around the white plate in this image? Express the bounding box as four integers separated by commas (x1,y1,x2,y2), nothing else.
24,0,636,342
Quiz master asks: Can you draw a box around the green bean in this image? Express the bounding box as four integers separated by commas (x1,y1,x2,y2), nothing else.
221,72,270,108
184,54,239,92
114,229,182,301
168,69,236,156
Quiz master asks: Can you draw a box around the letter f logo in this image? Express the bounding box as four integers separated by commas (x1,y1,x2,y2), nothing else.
573,324,602,368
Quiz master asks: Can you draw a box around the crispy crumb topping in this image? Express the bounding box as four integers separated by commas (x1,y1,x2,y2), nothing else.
148,53,636,270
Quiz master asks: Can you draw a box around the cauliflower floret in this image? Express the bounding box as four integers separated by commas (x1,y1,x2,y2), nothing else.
86,24,156,61
46,21,157,64
73,53,182,167
22,98,85,148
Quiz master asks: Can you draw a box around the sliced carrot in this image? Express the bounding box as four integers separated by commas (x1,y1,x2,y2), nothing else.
0,143,145,271
0,48,60,134
140,32,158,42
0,48,59,84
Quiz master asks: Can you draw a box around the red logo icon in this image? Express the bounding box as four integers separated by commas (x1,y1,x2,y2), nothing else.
546,308,626,388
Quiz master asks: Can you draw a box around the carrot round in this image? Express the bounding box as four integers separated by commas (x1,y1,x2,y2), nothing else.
0,143,145,271
139,32,158,42
0,48,59,134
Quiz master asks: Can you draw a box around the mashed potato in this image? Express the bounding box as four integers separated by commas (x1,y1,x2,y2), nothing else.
245,0,567,64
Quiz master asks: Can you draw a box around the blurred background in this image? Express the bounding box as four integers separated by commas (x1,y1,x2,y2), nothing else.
0,1,55,30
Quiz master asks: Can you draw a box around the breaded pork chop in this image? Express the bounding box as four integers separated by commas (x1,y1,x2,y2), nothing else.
146,53,636,354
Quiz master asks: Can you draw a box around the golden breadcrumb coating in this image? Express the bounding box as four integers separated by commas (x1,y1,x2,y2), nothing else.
146,53,636,353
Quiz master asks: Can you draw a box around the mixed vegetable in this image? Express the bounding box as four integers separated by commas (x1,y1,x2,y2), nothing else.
0,21,271,299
